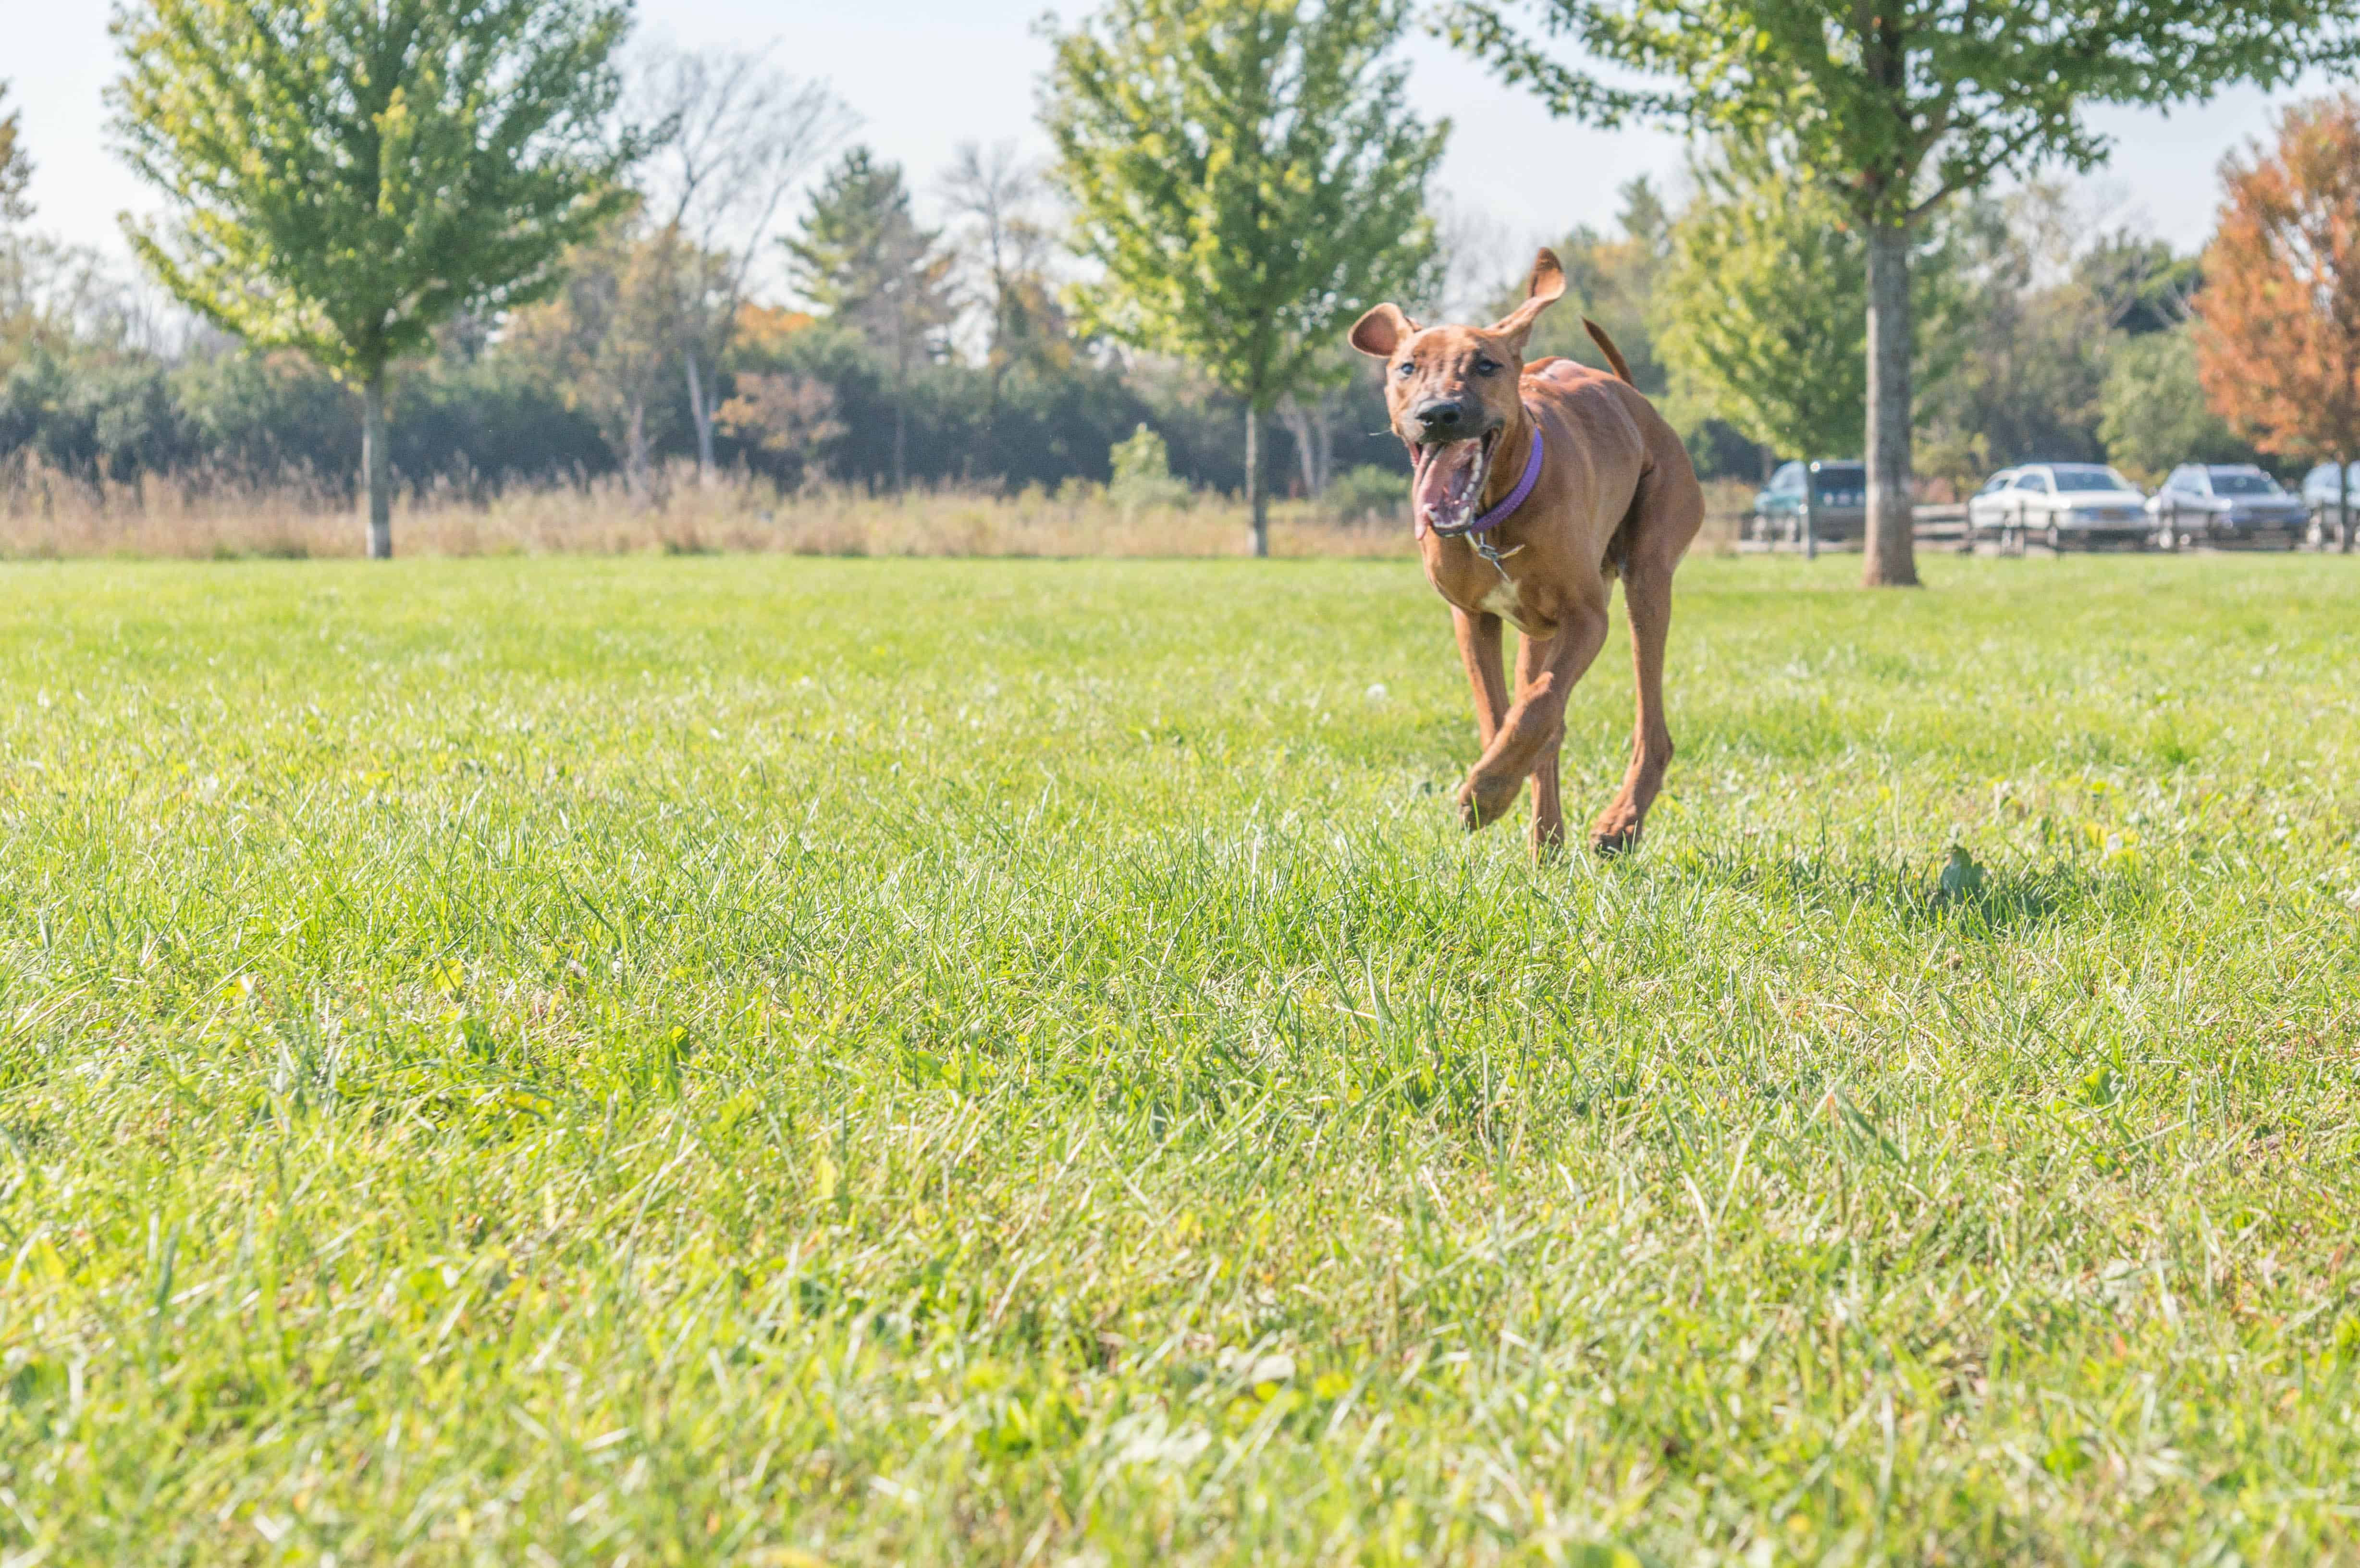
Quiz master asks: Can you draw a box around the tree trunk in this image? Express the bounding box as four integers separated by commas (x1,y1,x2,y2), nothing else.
361,368,393,560
626,398,650,499
1280,399,1313,498
686,352,717,486
1862,223,1919,588
1245,403,1268,558
891,304,910,494
892,369,908,495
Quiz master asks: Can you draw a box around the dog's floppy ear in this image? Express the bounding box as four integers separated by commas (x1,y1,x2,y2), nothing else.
1487,248,1568,348
1349,302,1417,359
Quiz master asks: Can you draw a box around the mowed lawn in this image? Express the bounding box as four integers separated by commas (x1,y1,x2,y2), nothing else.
3,551,2358,1566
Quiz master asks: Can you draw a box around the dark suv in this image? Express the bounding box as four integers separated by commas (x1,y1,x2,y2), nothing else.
2148,465,2307,549
1751,461,1867,546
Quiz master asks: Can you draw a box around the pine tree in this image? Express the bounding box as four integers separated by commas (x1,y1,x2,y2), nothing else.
782,149,954,492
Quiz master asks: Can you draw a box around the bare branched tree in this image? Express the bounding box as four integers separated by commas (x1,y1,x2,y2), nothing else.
628,41,852,481
939,142,1066,439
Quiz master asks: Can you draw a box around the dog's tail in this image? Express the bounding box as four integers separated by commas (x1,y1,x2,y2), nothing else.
1585,318,1635,385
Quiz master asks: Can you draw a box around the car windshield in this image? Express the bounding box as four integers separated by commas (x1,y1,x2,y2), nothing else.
2049,465,2137,493
1813,466,1866,493
2209,472,2283,496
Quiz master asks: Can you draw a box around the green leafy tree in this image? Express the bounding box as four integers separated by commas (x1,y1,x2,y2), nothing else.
1913,187,2113,490
2077,232,2200,336
1446,0,2360,586
1655,137,1966,476
0,83,32,227
504,217,687,498
2099,328,2251,487
1044,0,1445,556
1655,144,1868,470
109,0,639,557
783,148,955,492
1517,176,1671,391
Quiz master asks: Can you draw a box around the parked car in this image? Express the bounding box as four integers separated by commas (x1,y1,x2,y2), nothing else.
2148,464,2307,550
2299,460,2360,547
1965,463,2150,550
1751,460,1867,545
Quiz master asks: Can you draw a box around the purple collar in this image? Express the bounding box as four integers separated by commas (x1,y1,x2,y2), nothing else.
1436,407,1543,538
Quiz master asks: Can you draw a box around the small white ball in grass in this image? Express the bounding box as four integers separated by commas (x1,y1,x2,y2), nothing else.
1364,683,1388,702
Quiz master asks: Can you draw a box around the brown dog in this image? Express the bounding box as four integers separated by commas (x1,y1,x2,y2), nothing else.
1350,248,1703,855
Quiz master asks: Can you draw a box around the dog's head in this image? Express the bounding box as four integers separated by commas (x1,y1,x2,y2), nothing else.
1350,249,1566,535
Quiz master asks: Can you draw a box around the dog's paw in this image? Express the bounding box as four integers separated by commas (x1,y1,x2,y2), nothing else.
1588,808,1645,857
1457,771,1523,831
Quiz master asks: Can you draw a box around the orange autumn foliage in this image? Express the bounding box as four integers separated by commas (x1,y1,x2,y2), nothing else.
2195,95,2360,464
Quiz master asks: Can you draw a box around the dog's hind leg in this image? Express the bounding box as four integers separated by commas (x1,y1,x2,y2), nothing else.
1590,551,1676,855
1530,751,1564,856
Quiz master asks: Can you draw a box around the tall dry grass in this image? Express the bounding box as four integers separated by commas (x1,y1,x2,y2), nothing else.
0,455,1753,561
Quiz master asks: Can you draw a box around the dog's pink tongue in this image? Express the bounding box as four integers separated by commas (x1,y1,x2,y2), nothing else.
1414,441,1478,523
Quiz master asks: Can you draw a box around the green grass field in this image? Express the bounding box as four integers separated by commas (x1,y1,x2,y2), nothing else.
3,553,2358,1565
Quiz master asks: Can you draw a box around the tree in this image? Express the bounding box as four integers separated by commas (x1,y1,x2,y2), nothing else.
2078,232,2200,336
109,0,639,557
1520,176,1671,392
504,218,686,496
1913,186,2111,489
1446,0,2360,587
1044,0,1445,556
1653,143,1871,468
2100,328,2251,487
1656,137,1971,484
783,148,955,492
0,83,32,228
2194,94,2360,550
629,41,848,483
714,371,845,485
940,142,1070,447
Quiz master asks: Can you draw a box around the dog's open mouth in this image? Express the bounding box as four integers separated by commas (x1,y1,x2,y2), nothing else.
1413,429,1500,537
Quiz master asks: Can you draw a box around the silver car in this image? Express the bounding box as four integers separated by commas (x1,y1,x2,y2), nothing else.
2298,460,2360,547
2148,464,2307,550
1966,464,2151,551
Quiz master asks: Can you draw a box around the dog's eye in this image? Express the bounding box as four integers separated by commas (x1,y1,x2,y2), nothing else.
1394,360,1415,378
1475,357,1501,376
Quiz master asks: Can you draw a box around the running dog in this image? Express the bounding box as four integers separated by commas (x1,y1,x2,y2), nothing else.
1349,249,1704,854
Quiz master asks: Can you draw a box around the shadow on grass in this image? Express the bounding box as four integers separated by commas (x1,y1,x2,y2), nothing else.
1675,844,2103,939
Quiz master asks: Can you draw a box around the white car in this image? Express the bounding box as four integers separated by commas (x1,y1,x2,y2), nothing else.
1967,464,2151,550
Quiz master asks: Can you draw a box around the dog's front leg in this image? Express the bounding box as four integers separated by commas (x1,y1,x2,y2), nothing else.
1451,608,1510,750
1457,598,1610,833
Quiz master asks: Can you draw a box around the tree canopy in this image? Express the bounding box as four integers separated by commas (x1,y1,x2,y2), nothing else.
1043,0,1445,553
2195,94,2360,479
783,148,955,491
1444,0,2360,584
0,83,31,228
110,0,641,555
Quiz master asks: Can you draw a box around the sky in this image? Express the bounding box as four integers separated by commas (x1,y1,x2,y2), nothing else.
6,0,2333,280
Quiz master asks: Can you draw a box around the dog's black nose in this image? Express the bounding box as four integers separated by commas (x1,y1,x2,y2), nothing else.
1411,399,1467,435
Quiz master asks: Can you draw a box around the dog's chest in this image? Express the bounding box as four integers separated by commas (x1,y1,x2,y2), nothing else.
1430,551,1541,631
1478,575,1525,625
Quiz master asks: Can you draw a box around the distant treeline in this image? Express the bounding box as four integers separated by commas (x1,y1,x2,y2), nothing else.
0,46,2254,513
